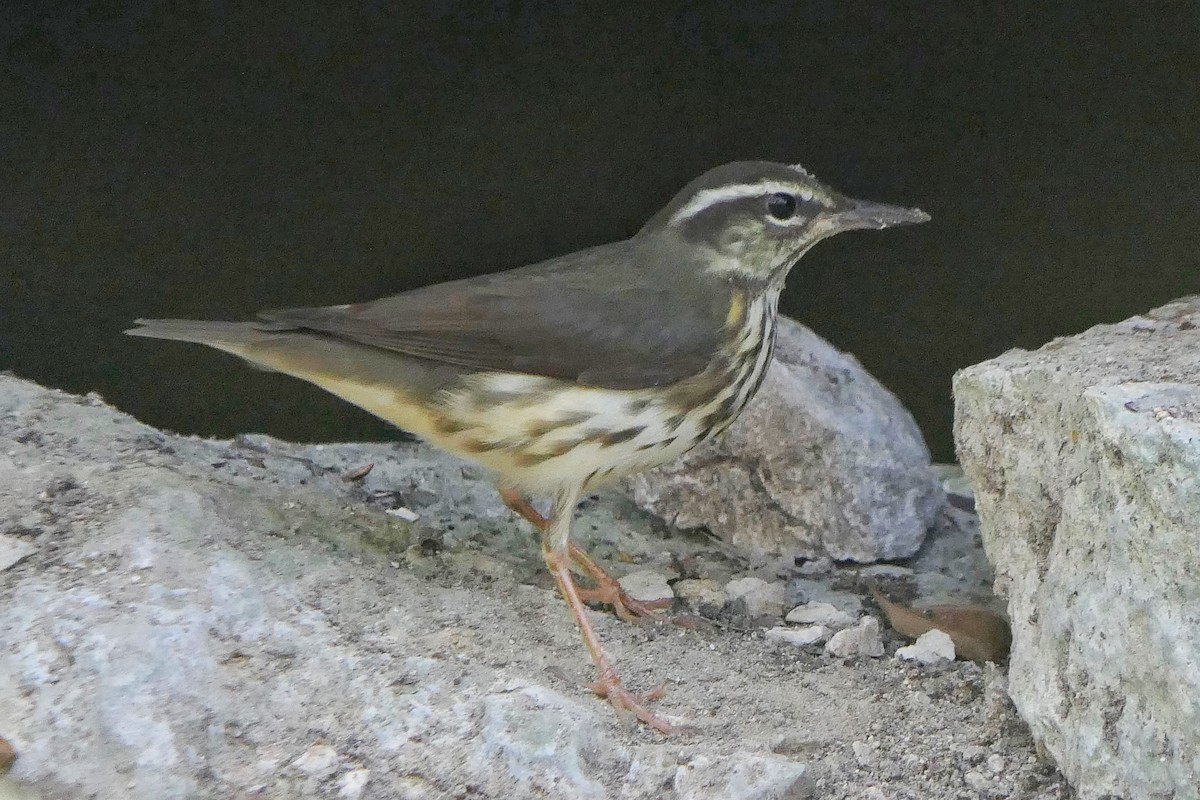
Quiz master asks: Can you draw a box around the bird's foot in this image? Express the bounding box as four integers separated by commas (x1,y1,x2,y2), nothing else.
575,575,672,623
589,665,671,734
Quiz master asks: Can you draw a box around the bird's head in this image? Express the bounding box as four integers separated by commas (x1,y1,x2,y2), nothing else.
638,161,929,286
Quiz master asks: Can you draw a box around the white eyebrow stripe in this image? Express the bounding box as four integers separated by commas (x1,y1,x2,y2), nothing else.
670,180,827,225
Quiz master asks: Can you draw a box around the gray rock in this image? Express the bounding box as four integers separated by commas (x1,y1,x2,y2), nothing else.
0,375,1063,799
784,601,855,629
0,536,35,572
851,740,878,767
764,625,830,648
626,316,943,562
726,576,787,618
895,630,956,665
617,570,674,606
824,617,884,659
955,296,1200,800
673,578,728,614
672,753,810,800
786,578,865,616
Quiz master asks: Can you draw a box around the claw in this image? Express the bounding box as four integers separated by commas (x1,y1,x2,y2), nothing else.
589,667,672,734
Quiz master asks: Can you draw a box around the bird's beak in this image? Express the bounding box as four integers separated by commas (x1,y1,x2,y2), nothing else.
823,197,931,233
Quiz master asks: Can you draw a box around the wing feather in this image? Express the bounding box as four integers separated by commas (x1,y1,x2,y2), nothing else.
257,240,727,390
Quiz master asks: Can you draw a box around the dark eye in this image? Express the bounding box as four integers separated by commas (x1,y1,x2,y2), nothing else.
766,192,797,220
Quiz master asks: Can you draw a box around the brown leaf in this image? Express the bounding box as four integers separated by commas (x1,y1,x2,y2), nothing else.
341,463,375,482
868,583,1012,663
0,735,14,773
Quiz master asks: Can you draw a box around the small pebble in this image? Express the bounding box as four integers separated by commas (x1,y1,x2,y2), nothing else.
0,536,36,572
825,616,884,658
617,570,674,606
674,578,727,612
338,767,371,799
795,557,833,576
964,770,989,791
765,625,830,648
961,744,987,764
858,564,914,578
385,507,420,522
725,577,787,618
785,601,855,628
896,629,956,664
292,744,339,778
787,578,864,615
987,753,1005,774
851,740,877,767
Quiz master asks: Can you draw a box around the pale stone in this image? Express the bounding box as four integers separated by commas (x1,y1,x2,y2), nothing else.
764,625,830,648
292,744,339,778
673,578,727,613
955,296,1200,799
785,601,855,629
725,576,786,618
895,629,955,665
0,536,36,572
617,570,674,606
824,616,884,658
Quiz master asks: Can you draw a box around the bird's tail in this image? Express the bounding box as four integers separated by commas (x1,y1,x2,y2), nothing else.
125,319,287,348
125,318,449,439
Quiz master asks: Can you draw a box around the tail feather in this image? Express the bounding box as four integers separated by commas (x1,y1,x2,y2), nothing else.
125,319,286,347
125,317,455,438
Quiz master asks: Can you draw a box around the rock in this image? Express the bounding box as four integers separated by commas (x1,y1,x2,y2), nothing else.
0,537,35,572
616,570,674,607
960,744,987,764
725,576,787,618
673,578,727,615
0,374,1063,798
337,767,370,799
856,564,913,579
672,753,811,800
794,556,833,576
626,316,944,562
785,578,864,616
784,601,855,629
764,625,830,648
851,740,877,767
955,296,1200,799
292,743,340,778
824,617,884,659
963,770,989,792
895,630,956,664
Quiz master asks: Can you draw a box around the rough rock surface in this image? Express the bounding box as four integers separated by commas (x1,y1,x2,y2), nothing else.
0,375,1066,799
627,316,944,562
955,296,1200,800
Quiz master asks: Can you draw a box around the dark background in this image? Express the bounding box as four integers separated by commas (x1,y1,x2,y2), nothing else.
4,2,1198,461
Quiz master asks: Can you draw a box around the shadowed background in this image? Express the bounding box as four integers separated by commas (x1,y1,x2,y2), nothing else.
4,2,1198,461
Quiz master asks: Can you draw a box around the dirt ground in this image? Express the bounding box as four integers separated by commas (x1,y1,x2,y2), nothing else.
0,376,1069,799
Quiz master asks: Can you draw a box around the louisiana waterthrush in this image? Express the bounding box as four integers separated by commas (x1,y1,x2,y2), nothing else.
128,161,928,733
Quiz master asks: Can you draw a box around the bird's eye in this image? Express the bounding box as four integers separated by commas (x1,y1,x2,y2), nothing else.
766,192,797,220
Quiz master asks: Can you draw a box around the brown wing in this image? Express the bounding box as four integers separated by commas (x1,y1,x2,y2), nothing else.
257,240,728,390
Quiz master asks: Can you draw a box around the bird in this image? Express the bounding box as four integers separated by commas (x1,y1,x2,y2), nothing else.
127,160,929,733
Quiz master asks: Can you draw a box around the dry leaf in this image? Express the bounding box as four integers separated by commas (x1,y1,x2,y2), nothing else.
341,463,375,482
868,583,1011,663
0,736,14,773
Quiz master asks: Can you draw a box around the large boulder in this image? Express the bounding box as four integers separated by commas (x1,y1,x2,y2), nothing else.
954,296,1200,800
627,316,943,562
